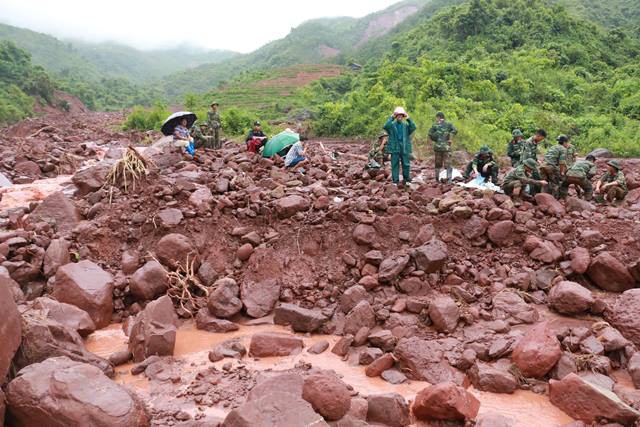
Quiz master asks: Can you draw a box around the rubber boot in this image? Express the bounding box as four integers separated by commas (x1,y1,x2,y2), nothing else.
435,168,441,183
446,168,453,184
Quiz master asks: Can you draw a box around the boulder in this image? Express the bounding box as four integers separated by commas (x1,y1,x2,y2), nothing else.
207,277,242,318
195,309,239,333
377,254,410,283
535,193,566,216
344,301,376,335
413,382,480,421
523,236,562,263
587,148,613,159
0,266,23,302
32,297,96,336
157,208,183,228
302,373,351,421
189,187,214,210
628,353,640,389
52,260,114,328
339,285,368,313
463,216,489,240
222,391,327,427
130,260,168,301
429,296,460,333
249,332,304,357
128,296,179,362
549,373,640,425
0,276,21,380
411,239,448,273
366,393,410,427
43,238,70,277
247,372,304,401
121,250,140,275
548,281,593,314
570,247,591,275
469,360,517,394
511,322,561,378
487,220,514,246
587,252,635,292
6,357,149,427
240,279,280,318
156,233,198,269
394,337,466,386
14,160,41,178
566,197,595,213
274,303,327,333
276,195,310,218
605,289,640,347
492,291,539,325
72,164,109,195
580,229,605,248
308,341,330,355
352,224,376,246
27,192,81,233
365,353,395,378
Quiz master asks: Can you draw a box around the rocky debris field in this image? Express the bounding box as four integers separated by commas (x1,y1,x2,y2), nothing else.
1,112,640,426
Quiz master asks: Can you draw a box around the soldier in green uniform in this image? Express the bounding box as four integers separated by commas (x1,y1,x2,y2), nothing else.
565,136,577,168
463,145,499,184
428,111,457,183
540,135,569,197
365,132,388,170
520,129,547,163
507,129,525,166
502,159,548,201
558,154,596,200
595,160,628,204
207,102,222,149
383,107,417,185
191,121,216,149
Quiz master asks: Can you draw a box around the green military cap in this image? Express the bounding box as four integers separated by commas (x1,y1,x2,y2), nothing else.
436,111,445,118
254,121,261,126
512,129,523,137
523,159,538,169
607,160,622,170
556,134,569,143
479,145,492,154
210,101,219,106
378,132,388,139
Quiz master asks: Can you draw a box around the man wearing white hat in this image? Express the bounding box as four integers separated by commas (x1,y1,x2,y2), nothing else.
383,107,417,186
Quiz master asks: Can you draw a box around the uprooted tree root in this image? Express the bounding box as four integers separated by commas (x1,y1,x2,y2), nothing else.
159,254,211,317
104,146,153,197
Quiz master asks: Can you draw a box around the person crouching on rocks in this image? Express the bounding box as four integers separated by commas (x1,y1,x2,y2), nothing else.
502,159,548,202
383,107,416,186
595,160,628,205
463,145,499,184
284,139,308,172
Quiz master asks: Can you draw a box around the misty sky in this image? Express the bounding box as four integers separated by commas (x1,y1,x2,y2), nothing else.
0,0,400,53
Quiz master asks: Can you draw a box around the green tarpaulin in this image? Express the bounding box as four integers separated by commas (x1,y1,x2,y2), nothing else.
261,130,299,158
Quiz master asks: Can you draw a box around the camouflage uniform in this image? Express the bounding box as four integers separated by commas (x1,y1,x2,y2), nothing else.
565,144,577,168
540,144,567,197
464,146,499,183
598,164,628,203
558,159,596,200
207,108,222,149
507,129,524,166
428,120,457,181
502,160,542,197
520,136,540,163
191,123,214,149
366,134,388,169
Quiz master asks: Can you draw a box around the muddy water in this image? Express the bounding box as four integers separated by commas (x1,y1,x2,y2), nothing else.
85,322,573,426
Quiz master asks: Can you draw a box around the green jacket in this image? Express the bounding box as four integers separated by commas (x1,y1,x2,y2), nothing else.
207,110,221,129
428,121,457,152
504,164,539,187
472,151,495,170
566,160,596,179
383,117,416,155
600,170,628,194
520,136,540,162
507,138,523,158
543,145,567,167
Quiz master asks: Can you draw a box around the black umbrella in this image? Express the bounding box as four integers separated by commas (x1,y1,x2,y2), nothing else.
161,111,197,136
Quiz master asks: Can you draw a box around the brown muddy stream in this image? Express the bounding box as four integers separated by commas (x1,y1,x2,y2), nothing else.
85,321,574,426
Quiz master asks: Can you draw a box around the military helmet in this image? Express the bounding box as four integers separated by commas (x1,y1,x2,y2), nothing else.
210,101,219,106
479,145,492,154
557,134,569,144
436,111,445,119
523,159,537,169
254,121,261,126
378,132,388,139
512,129,523,137
607,160,622,170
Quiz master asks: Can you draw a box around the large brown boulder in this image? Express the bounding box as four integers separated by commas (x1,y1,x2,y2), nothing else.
155,233,198,269
587,252,635,292
274,303,328,333
605,289,640,347
548,281,594,314
429,296,460,333
302,372,351,421
523,236,562,263
413,382,480,421
247,372,304,402
366,393,410,427
275,195,310,218
549,373,640,425
570,247,591,275
468,360,517,394
13,309,112,377
0,275,21,380
43,238,71,277
208,277,242,318
352,224,376,246
378,254,410,283
0,266,24,302
248,332,304,357
487,220,514,246
535,193,566,216
394,337,466,386
128,296,179,362
344,300,376,335
32,297,96,336
72,164,110,195
492,291,539,325
53,260,114,328
27,192,81,233
511,322,561,378
130,260,168,301
411,240,448,273
240,278,280,318
222,391,327,427
6,357,149,427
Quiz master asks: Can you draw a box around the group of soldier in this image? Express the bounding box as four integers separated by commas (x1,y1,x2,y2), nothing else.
190,102,223,149
368,109,628,205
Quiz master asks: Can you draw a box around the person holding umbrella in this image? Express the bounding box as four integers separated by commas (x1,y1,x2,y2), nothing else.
161,111,198,157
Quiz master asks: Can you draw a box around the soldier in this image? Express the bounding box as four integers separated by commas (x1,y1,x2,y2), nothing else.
520,129,547,163
540,135,569,197
428,111,457,183
207,102,222,149
507,129,525,166
502,159,548,201
565,136,577,168
463,145,499,184
365,132,388,170
190,121,214,149
595,160,628,204
558,154,596,200
384,107,416,186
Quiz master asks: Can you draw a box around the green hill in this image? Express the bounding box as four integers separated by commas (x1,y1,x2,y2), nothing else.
557,0,640,33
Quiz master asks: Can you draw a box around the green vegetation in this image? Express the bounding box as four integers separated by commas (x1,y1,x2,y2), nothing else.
122,103,171,132
304,0,640,156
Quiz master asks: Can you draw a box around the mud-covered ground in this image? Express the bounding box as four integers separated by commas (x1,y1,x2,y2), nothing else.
2,111,640,427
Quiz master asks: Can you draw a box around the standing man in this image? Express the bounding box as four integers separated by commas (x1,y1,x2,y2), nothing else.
428,111,457,183
384,107,417,186
595,160,628,204
507,129,525,166
540,134,569,197
520,129,547,164
207,102,222,149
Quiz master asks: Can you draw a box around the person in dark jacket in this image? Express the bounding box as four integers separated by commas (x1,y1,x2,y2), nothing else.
245,121,268,153
507,129,524,166
383,107,417,186
464,145,499,184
